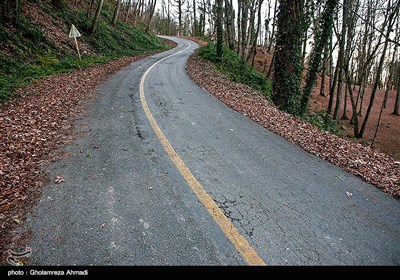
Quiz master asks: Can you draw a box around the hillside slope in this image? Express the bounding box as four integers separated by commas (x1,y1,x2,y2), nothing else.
251,48,400,157
0,0,166,103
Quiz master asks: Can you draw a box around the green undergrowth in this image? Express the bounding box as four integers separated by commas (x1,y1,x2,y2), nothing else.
303,110,346,136
0,1,166,104
198,43,272,98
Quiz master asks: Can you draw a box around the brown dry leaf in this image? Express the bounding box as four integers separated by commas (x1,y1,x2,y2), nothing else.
99,223,106,229
54,176,65,184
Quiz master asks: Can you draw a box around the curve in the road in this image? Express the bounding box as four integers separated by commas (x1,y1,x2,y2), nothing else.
139,42,266,266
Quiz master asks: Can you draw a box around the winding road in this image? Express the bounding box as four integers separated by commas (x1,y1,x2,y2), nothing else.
26,37,400,265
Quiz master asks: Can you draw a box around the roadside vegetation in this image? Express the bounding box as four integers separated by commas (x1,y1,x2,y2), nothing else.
198,43,272,98
198,43,343,136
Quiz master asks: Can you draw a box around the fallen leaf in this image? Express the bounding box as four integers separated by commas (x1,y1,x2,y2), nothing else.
7,258,24,266
54,176,65,184
13,219,21,225
99,223,105,229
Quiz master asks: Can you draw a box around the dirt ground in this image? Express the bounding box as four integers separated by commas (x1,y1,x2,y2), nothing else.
253,48,400,158
310,79,400,158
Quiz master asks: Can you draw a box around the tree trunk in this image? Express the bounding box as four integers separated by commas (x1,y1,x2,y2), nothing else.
345,67,360,138
145,0,156,33
299,0,338,115
266,50,275,77
246,0,256,62
168,0,172,34
240,0,249,60
319,44,329,96
358,0,399,138
216,0,224,59
90,0,104,34
394,74,400,115
193,0,197,36
112,0,121,25
372,83,391,146
273,0,305,115
125,0,131,22
267,0,278,53
237,0,242,55
251,0,264,68
87,0,96,18
341,83,349,119
2,0,21,24
177,0,182,35
224,0,234,50
327,61,339,115
333,0,349,121
264,0,271,48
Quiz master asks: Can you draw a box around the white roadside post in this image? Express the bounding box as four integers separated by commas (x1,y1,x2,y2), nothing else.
69,24,82,60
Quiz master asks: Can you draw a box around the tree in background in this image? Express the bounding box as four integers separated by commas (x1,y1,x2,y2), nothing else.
173,0,185,35
90,0,104,34
112,0,121,25
358,0,400,138
224,0,235,50
299,0,338,115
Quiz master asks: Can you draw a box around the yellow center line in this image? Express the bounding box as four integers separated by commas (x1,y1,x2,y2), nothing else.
139,40,266,266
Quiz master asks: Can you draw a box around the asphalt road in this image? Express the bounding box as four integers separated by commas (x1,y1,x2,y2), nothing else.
26,37,400,265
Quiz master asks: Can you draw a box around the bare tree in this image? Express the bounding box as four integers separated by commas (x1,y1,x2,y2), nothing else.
239,0,250,60
174,0,185,35
87,0,96,18
90,0,104,34
268,0,278,53
125,0,132,22
358,0,400,138
332,0,349,121
372,42,398,145
224,0,235,50
394,67,400,115
250,0,264,68
112,0,121,25
299,0,338,115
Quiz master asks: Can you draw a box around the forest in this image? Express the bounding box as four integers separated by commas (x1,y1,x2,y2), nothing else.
152,0,400,151
1,0,399,152
154,0,400,152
